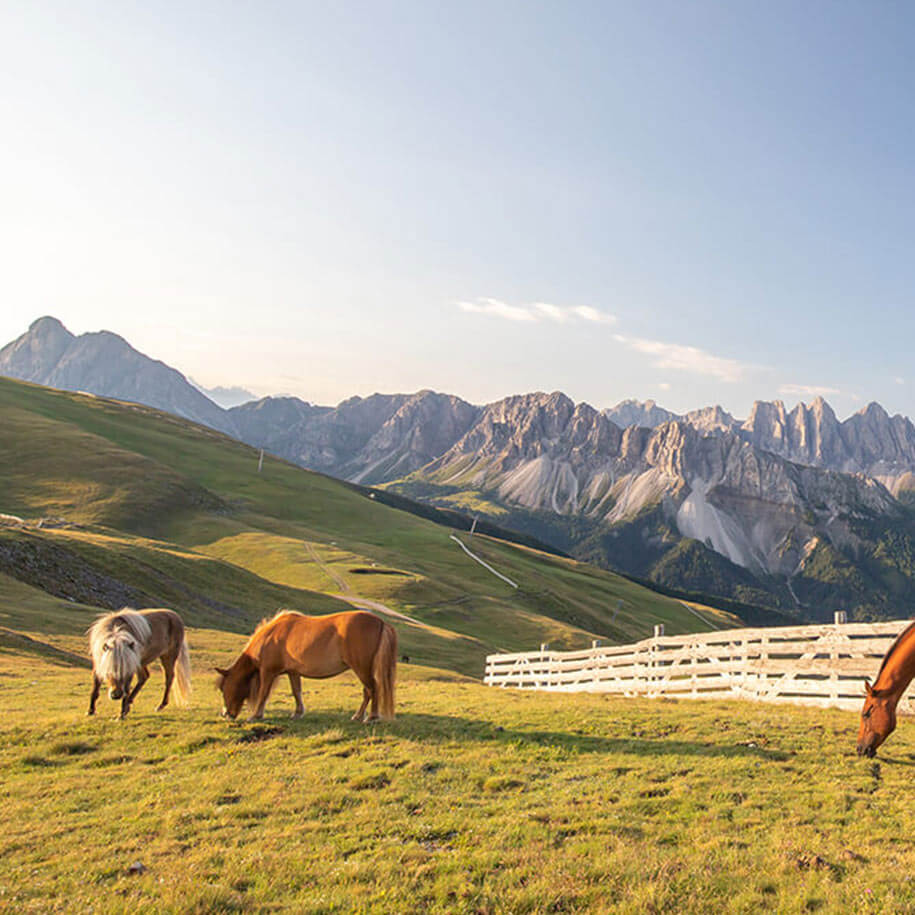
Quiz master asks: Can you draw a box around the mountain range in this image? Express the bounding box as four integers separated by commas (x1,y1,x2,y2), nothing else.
6,315,915,621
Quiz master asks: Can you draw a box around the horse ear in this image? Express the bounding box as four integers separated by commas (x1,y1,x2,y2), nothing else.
214,667,228,677
864,678,874,697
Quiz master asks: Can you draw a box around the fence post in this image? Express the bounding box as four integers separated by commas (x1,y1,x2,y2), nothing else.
740,637,748,697
831,612,847,703
540,643,549,689
649,625,664,697
590,639,601,690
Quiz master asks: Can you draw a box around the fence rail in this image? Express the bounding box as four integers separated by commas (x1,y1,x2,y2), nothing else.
483,614,914,711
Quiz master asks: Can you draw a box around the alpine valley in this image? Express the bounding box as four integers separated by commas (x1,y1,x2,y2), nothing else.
6,316,915,622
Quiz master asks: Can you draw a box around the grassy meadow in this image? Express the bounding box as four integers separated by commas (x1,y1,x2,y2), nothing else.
5,376,907,913
2,639,914,914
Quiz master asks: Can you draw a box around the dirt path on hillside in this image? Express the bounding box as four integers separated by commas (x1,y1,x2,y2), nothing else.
335,595,424,626
677,601,722,631
304,541,351,593
304,542,425,627
449,534,518,589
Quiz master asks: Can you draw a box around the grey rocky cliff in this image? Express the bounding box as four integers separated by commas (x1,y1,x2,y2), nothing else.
410,393,900,578
231,391,477,482
0,317,236,435
603,398,679,428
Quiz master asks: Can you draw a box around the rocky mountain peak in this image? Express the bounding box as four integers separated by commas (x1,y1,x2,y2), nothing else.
0,316,234,435
857,401,890,422
29,315,72,337
684,404,735,434
604,398,679,429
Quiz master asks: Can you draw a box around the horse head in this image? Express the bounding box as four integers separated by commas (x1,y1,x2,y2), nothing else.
857,679,897,758
98,631,142,699
215,659,259,719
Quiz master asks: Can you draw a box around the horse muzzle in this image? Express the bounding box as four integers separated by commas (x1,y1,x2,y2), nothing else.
856,741,877,758
109,687,123,701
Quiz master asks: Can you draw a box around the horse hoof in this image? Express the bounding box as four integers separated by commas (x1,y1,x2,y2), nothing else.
155,704,166,712
246,715,264,723
351,713,365,722
291,710,305,719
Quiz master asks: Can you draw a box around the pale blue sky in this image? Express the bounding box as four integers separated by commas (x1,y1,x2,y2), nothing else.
2,2,915,417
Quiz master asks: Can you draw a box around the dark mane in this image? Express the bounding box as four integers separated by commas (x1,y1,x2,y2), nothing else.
875,620,915,683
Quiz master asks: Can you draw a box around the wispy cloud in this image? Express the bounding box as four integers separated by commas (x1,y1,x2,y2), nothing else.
458,299,750,384
778,383,841,399
570,305,617,325
612,334,748,383
457,298,616,326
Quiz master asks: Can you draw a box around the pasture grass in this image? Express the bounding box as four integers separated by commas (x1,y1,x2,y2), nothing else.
1,646,914,913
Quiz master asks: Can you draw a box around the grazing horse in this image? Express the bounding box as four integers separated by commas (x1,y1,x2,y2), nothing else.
88,608,191,719
857,621,915,757
216,610,397,722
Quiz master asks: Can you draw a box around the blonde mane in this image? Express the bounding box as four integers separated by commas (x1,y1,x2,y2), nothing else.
88,608,152,683
244,609,300,650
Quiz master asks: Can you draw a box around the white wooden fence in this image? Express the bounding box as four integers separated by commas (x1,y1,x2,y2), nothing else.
484,613,914,712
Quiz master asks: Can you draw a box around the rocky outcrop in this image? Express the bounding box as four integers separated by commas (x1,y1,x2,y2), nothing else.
604,398,679,428
729,398,915,493
229,396,330,455
339,391,480,484
410,394,900,579
684,405,736,434
0,317,236,435
230,390,478,481
602,395,915,494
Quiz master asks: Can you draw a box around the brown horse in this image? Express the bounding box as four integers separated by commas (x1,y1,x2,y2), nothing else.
857,621,915,757
88,608,191,719
216,609,397,722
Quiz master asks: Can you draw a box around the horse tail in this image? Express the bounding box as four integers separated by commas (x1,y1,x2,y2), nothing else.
372,621,397,720
173,634,192,707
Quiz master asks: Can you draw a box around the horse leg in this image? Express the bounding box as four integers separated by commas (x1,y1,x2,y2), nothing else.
119,675,134,719
87,674,101,716
157,655,175,711
128,666,150,706
352,686,371,722
288,672,305,718
350,664,381,722
366,686,380,722
248,668,278,721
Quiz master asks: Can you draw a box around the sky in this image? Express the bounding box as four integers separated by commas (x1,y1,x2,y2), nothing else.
3,1,915,418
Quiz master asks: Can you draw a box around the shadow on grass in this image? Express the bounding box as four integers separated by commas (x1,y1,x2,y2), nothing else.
229,709,790,761
874,754,915,767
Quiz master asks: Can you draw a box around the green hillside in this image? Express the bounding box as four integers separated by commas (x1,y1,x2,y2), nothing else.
0,376,738,676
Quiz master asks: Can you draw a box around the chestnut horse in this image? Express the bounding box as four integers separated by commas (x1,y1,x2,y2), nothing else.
216,609,397,722
857,621,915,757
88,608,191,719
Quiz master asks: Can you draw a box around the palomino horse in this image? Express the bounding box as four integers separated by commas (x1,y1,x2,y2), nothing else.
857,621,915,757
88,608,191,719
216,610,397,722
